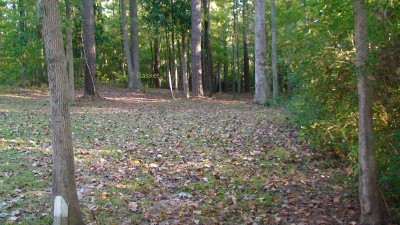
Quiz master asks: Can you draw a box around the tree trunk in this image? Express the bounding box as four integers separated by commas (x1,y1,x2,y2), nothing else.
120,0,135,91
172,30,179,92
181,30,189,98
129,0,143,91
271,0,278,100
166,31,175,99
202,0,214,96
66,0,75,102
243,0,250,93
191,0,203,97
18,0,27,86
82,0,97,96
254,0,269,104
41,0,84,224
354,0,382,224
153,34,161,88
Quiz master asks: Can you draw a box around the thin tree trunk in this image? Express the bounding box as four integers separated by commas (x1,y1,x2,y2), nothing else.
18,0,27,86
271,0,278,99
82,0,97,96
153,34,161,88
66,0,75,102
254,0,269,104
181,30,189,98
243,0,250,93
166,31,175,99
218,62,222,92
191,0,203,97
120,0,135,91
172,30,179,92
42,0,84,224
129,0,143,91
354,0,382,224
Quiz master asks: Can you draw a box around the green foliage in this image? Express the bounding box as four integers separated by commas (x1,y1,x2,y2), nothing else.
280,0,400,219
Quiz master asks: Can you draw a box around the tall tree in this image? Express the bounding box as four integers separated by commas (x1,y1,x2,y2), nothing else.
82,0,97,96
153,34,161,88
271,0,278,99
129,0,143,91
191,0,203,97
120,0,136,92
254,0,269,104
18,0,27,86
242,0,250,93
354,0,382,224
66,0,75,102
202,0,215,96
181,30,189,98
41,0,84,224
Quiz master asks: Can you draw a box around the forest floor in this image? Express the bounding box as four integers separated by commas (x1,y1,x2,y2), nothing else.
0,86,359,224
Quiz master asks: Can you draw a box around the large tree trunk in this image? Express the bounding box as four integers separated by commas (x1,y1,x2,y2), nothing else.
120,0,135,91
271,0,278,100
181,30,189,98
66,0,75,102
42,0,84,224
129,0,143,91
242,0,250,93
254,0,269,104
191,0,203,97
354,0,382,224
82,0,97,96
202,0,215,96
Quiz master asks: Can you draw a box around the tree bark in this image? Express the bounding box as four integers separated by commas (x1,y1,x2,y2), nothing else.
42,0,84,224
254,0,269,104
153,34,161,88
120,0,135,91
191,0,203,97
129,0,143,91
172,30,179,92
66,0,75,102
166,31,175,99
243,0,250,93
18,0,27,86
181,30,189,98
202,0,214,96
82,0,97,96
271,0,278,100
354,0,382,224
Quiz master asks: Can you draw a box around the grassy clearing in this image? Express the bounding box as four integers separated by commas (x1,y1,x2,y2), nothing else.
0,87,359,224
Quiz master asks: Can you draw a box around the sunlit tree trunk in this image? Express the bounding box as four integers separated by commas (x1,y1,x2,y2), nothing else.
271,0,278,100
172,30,179,92
82,0,97,96
120,0,135,91
166,31,175,99
181,30,189,98
191,0,203,97
254,0,269,104
354,0,382,224
42,0,84,224
66,0,75,102
129,0,143,91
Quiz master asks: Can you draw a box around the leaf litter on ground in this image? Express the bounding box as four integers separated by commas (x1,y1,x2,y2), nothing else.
0,86,359,224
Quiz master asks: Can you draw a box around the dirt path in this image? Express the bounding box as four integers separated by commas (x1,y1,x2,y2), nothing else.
0,87,359,224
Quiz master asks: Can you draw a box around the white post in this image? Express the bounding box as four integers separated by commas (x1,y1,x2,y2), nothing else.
53,196,68,225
